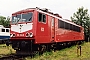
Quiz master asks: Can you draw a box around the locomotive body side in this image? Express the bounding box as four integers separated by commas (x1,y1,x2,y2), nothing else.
35,10,84,44
55,19,84,42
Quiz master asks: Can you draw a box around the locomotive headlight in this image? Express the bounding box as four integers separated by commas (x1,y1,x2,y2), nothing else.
10,34,13,37
26,33,29,37
26,32,33,37
29,32,33,37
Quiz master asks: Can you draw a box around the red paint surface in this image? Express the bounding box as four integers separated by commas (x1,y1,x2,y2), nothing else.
10,8,84,44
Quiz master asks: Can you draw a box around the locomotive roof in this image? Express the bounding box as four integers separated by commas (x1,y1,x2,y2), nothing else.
36,8,81,27
12,7,81,27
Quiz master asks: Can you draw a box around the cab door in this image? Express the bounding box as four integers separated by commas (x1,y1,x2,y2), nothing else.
36,12,49,43
51,17,55,42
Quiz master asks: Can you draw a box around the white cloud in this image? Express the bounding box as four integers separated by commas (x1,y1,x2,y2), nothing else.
0,0,90,19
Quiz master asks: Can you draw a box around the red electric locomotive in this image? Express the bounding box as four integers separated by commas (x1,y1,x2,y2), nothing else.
10,7,84,54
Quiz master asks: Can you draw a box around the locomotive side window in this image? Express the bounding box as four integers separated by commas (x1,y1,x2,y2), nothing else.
75,26,80,32
75,26,77,31
38,13,46,23
58,20,80,32
65,22,69,29
52,18,54,26
72,25,75,31
70,24,72,30
43,15,46,22
58,20,64,28
72,25,80,32
78,27,80,32
2,29,5,32
38,13,42,22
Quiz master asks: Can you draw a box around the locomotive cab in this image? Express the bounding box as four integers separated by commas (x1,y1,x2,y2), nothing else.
10,8,55,53
10,9,37,51
11,12,34,38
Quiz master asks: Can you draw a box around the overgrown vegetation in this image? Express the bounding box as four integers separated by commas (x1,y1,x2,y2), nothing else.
0,16,10,27
25,42,90,60
0,44,15,57
0,42,90,60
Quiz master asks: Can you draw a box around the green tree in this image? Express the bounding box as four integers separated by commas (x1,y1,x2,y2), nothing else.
0,16,10,27
71,7,90,41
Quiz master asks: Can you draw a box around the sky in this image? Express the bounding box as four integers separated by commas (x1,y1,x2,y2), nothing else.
0,0,90,20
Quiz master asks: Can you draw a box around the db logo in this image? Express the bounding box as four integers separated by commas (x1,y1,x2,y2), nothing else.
41,27,44,31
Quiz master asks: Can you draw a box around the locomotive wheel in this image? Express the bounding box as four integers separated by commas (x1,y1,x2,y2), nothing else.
38,45,47,55
38,45,43,55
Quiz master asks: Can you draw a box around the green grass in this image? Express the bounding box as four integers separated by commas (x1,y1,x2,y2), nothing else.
0,42,90,60
25,42,90,60
0,44,16,57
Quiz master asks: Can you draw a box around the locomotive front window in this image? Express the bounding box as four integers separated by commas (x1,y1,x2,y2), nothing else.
12,12,33,24
22,12,33,22
12,16,17,24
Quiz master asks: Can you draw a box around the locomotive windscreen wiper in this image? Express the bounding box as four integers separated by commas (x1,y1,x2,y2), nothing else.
15,14,22,23
28,16,32,22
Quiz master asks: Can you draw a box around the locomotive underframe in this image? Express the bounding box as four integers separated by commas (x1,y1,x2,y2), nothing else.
11,39,84,55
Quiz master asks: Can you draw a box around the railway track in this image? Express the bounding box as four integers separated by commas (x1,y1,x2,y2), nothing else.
0,54,26,60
